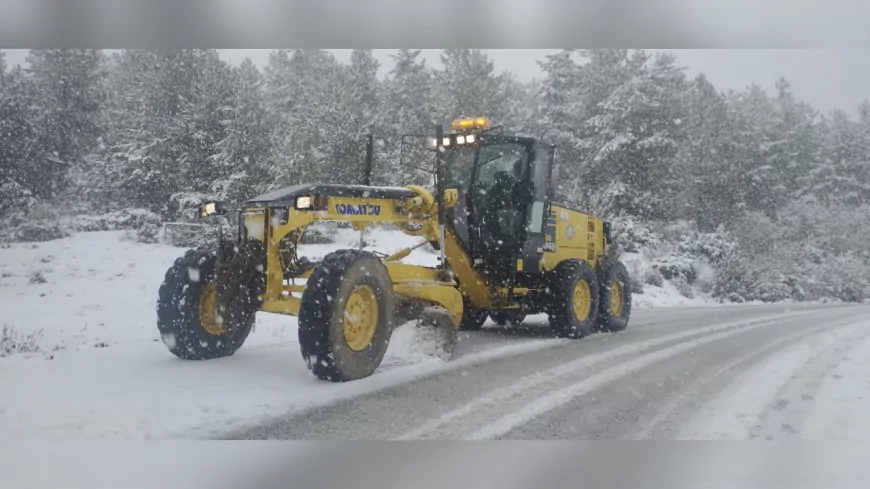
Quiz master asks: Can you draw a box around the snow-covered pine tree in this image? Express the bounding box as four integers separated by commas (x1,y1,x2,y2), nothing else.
802,109,869,206
210,59,272,202
24,49,105,201
387,49,434,133
537,50,584,202
103,50,177,215
322,49,386,186
178,50,236,194
434,49,507,125
89,50,149,209
383,49,436,187
851,101,870,206
498,72,539,141
573,49,688,220
262,49,295,186
634,52,689,221
770,78,820,202
100,50,213,218
0,65,40,222
728,84,785,216
673,73,737,230
264,49,340,187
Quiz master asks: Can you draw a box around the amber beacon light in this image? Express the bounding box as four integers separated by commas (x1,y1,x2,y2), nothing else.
451,117,491,132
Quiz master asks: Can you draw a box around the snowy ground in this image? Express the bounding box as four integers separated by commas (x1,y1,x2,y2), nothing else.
0,227,838,439
676,318,870,441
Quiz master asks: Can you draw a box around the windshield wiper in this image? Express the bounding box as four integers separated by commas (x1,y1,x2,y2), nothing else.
479,155,501,166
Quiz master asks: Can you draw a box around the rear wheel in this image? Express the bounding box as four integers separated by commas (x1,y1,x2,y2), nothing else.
596,258,632,332
490,310,526,327
298,249,396,382
548,260,599,339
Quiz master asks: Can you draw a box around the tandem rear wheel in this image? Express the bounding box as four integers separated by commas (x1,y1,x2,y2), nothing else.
547,258,632,339
595,258,632,332
548,260,600,339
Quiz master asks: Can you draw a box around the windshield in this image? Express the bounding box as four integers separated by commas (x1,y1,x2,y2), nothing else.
444,142,529,191
475,143,528,188
444,146,476,189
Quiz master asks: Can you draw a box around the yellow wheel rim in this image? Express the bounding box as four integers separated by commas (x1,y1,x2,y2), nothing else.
343,284,379,352
199,283,227,335
610,280,624,317
572,280,591,321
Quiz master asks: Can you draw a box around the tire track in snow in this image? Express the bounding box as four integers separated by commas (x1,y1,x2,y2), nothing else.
799,331,870,440
462,309,864,441
675,319,870,440
631,316,866,440
749,322,870,440
395,308,825,440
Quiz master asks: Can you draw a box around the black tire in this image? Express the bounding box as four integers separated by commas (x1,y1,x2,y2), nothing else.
156,247,256,360
490,310,527,327
459,297,488,331
596,258,632,332
548,260,600,339
298,249,396,382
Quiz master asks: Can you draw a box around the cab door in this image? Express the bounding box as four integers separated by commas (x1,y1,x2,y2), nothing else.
467,139,532,256
520,142,555,273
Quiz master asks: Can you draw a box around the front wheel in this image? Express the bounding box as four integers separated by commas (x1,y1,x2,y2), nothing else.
298,249,396,382
156,248,256,360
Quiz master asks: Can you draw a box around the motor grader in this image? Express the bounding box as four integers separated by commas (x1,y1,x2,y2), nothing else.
155,117,632,382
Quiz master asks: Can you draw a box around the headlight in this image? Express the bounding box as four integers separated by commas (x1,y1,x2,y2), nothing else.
456,135,466,144
201,202,217,217
296,196,312,209
442,137,451,147
199,200,231,218
466,134,476,144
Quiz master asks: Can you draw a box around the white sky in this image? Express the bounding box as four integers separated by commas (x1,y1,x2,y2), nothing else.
3,49,868,117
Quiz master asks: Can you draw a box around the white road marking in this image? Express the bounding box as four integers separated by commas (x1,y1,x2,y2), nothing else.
396,309,823,440
464,312,844,440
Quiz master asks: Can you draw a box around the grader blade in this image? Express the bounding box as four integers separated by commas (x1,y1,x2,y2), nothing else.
393,300,459,362
410,306,458,361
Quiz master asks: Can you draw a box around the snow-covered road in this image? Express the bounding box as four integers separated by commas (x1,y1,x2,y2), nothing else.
676,312,870,441
227,303,870,440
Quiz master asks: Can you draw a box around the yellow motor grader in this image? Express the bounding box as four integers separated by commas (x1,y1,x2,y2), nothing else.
155,117,632,382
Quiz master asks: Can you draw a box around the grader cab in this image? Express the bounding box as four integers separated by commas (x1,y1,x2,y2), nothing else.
156,117,632,382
